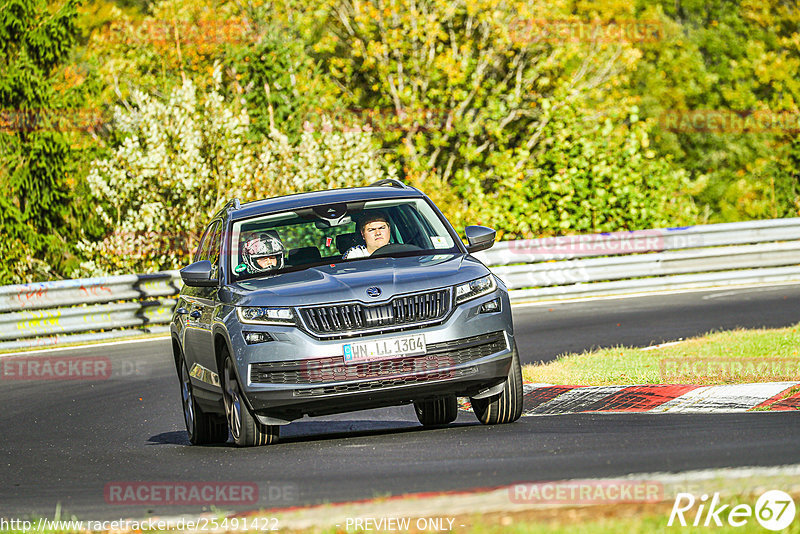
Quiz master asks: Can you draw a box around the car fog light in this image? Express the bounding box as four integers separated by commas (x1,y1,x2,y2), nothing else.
243,331,273,345
479,298,501,313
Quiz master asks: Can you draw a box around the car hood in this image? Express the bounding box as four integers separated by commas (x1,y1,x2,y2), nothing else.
228,253,490,306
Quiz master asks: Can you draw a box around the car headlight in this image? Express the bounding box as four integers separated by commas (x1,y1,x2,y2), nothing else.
455,275,497,304
237,306,296,325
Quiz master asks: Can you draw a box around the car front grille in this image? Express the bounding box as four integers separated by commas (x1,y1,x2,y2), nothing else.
249,331,507,385
298,289,451,336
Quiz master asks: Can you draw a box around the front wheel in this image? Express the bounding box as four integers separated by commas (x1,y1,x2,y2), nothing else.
414,395,458,426
180,356,228,445
222,352,279,447
470,342,523,425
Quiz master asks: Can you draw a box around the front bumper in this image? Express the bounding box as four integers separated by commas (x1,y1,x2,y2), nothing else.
227,289,514,422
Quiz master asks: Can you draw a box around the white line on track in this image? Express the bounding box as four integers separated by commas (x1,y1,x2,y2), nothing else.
0,334,170,356
641,341,684,351
510,280,800,308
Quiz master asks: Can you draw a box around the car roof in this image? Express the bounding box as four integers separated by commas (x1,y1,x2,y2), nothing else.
228,186,426,222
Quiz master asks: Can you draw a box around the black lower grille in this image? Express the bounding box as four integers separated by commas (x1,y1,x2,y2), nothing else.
299,289,451,335
292,367,478,397
250,331,506,384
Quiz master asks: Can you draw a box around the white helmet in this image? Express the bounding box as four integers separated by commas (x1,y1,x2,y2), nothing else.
241,232,285,274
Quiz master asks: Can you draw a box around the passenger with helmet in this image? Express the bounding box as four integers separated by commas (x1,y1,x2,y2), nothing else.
240,231,285,274
343,212,391,260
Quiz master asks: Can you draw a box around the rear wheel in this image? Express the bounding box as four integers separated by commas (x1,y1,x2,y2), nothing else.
180,356,228,445
222,351,279,447
414,395,458,426
470,342,523,425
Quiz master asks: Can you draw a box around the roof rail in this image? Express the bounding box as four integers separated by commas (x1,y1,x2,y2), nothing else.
369,178,409,189
225,198,242,212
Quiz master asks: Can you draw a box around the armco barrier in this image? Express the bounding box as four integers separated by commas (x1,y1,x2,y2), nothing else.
1,219,799,350
0,272,181,350
472,218,800,299
0,272,180,312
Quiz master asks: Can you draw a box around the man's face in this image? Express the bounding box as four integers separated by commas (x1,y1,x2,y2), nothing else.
256,255,278,270
362,220,390,253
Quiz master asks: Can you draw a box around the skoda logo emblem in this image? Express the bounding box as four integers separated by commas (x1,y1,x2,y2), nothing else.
366,286,382,298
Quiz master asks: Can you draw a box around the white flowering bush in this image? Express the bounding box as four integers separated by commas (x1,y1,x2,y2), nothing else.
250,121,396,201
78,70,395,275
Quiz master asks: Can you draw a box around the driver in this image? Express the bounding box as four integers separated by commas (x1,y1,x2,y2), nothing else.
240,231,285,274
343,212,391,259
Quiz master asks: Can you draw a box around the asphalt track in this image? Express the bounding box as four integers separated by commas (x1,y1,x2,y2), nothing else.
1,285,799,520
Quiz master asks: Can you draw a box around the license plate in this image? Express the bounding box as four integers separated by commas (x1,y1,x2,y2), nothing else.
343,334,426,364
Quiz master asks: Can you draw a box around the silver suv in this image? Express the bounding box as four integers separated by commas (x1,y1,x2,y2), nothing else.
171,180,522,447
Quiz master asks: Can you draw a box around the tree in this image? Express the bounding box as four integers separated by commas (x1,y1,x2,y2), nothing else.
79,70,395,275
0,0,82,283
632,0,800,221
311,0,697,235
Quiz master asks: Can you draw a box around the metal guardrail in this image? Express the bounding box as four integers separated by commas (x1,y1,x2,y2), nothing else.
0,272,181,312
472,218,800,300
0,272,181,350
476,217,800,265
1,218,799,350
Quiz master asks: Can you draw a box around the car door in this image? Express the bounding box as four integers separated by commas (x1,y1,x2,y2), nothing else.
182,220,223,388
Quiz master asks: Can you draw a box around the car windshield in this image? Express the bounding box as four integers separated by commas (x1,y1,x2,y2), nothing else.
229,197,461,281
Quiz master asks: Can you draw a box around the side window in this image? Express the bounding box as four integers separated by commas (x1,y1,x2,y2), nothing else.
196,221,221,263
195,223,213,262
207,222,222,267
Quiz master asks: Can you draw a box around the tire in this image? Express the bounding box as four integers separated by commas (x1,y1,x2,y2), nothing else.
414,395,458,426
222,351,279,447
470,342,523,425
180,356,228,445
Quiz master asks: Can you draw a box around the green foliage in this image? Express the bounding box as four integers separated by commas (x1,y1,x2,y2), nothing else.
0,0,84,284
1,0,798,282
77,71,395,275
226,28,335,142
453,105,698,238
633,0,800,221
313,0,697,235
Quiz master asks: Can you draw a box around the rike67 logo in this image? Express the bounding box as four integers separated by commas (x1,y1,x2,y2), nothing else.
668,490,796,531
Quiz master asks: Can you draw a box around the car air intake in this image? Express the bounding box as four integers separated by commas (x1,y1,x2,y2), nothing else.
300,289,451,335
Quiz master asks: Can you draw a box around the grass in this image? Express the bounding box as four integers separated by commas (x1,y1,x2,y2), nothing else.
253,487,800,534
6,499,794,534
5,474,800,534
521,323,800,385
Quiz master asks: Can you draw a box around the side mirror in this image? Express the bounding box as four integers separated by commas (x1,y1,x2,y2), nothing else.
180,260,218,287
464,225,497,253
